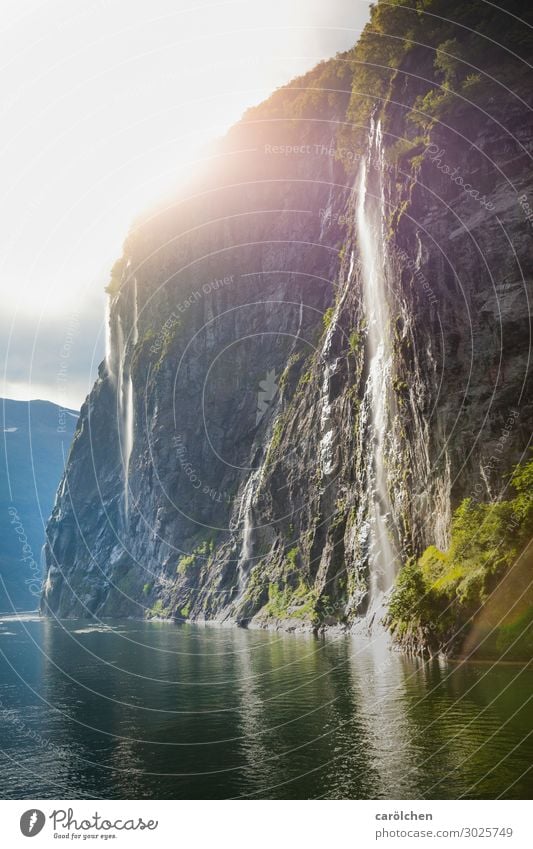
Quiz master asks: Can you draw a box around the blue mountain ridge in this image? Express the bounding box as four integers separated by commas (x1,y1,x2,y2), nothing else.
0,398,78,612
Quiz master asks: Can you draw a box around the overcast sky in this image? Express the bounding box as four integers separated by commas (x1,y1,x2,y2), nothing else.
0,0,371,409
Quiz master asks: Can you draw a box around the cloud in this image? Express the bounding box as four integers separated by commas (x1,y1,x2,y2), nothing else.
1,291,105,410
0,1,371,409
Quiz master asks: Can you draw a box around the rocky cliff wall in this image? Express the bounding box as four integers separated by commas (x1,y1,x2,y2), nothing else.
42,1,533,646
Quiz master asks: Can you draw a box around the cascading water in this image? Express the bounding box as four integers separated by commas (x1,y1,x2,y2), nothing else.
105,297,113,379
234,467,261,596
356,120,398,614
122,278,138,517
106,278,138,520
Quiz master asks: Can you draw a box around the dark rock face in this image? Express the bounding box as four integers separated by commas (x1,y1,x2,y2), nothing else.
42,16,533,630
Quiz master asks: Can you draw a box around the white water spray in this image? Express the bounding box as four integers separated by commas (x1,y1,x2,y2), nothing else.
234,467,260,595
108,278,138,520
105,296,113,379
123,278,138,517
356,120,398,611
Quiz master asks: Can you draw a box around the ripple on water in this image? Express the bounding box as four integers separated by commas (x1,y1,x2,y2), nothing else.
0,619,531,799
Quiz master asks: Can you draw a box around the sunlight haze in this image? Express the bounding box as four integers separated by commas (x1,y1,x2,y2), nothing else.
0,0,370,408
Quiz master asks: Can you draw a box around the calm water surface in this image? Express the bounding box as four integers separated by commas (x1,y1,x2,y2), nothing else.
0,616,531,799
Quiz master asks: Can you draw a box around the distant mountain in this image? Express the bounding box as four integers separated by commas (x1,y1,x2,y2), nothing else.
0,398,78,612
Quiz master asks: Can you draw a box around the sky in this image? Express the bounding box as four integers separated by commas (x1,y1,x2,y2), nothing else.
0,0,371,410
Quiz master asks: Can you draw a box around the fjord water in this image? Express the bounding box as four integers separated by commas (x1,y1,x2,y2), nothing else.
0,616,531,800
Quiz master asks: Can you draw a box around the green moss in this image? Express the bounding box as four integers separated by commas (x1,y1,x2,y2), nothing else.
349,330,360,354
386,136,425,166
242,563,269,607
271,418,284,451
331,497,347,530
393,377,408,393
177,553,196,575
279,351,304,391
322,307,335,331
388,457,533,649
177,537,215,574
148,599,170,619
153,317,183,373
266,579,319,623
407,30,516,132
264,414,286,468
286,546,299,568
142,582,153,596
298,369,313,388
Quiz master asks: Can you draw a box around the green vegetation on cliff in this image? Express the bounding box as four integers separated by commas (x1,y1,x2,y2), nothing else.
388,458,533,657
340,0,533,159
265,579,319,623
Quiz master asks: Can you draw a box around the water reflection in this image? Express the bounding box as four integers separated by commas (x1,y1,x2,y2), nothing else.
0,617,531,799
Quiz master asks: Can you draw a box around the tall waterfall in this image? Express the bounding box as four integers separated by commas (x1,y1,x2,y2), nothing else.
105,297,113,378
234,468,260,594
122,278,138,518
106,277,138,520
356,120,398,610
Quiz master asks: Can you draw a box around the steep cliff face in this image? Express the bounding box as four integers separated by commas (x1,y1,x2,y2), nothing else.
43,1,533,651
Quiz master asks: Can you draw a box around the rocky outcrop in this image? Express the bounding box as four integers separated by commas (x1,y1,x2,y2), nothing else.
42,2,533,649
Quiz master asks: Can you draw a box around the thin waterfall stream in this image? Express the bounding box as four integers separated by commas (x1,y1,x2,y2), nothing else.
356,120,398,615
234,467,260,596
106,278,138,521
121,278,138,518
